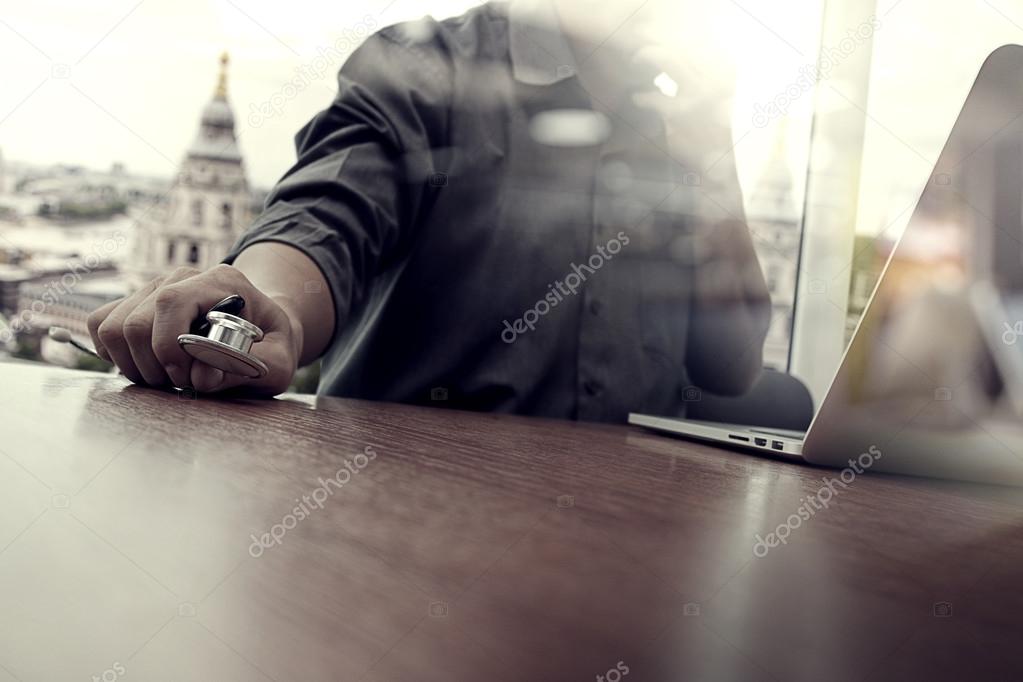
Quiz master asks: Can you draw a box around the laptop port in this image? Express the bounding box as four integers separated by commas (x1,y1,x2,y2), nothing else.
754,437,767,447
772,440,785,451
728,434,750,442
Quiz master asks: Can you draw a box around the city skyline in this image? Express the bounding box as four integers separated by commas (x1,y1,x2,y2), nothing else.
0,0,481,188
3,0,1011,242
2,0,842,201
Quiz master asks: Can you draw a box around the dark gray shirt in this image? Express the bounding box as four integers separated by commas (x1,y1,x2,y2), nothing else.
225,1,769,422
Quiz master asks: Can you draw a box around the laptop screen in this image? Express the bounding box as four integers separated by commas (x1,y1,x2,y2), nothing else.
803,44,1023,484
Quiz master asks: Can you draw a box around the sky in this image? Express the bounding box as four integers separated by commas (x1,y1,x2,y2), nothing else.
1,0,1021,238
0,0,482,188
0,0,824,190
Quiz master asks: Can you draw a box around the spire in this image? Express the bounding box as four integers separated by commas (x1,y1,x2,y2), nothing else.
188,51,241,161
215,52,229,100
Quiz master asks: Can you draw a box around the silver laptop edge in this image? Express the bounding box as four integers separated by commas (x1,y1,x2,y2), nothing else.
627,414,805,458
629,45,1023,487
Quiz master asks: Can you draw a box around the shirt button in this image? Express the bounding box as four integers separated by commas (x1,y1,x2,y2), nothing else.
584,379,603,397
588,299,602,315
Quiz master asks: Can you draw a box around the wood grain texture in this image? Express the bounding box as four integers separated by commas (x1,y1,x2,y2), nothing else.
0,362,1021,682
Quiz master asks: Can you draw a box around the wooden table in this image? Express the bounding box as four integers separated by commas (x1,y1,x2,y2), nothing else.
0,363,1021,682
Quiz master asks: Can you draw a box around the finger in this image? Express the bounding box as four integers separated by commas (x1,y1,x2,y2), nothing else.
151,264,296,396
122,307,170,387
190,364,225,394
150,265,249,384
123,267,203,388
87,299,123,362
95,279,162,384
190,326,296,397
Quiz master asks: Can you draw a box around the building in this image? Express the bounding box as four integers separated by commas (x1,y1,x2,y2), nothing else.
1,258,122,363
746,127,803,371
16,277,121,340
19,164,166,222
2,254,120,332
0,264,32,316
128,53,251,288
0,147,18,224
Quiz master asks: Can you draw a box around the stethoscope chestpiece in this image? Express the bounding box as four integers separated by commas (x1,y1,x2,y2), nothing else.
177,306,269,379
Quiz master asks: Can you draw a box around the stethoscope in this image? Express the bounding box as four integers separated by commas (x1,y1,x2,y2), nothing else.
51,294,267,380
177,294,268,378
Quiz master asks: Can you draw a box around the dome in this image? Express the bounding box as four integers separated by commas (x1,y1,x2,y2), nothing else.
201,97,235,129
185,53,243,163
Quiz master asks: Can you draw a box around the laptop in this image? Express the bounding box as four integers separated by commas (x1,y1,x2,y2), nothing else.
629,44,1023,486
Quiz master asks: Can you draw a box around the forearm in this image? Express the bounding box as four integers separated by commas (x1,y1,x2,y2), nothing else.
232,242,336,366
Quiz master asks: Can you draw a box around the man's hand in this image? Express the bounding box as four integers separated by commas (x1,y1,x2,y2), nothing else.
87,264,303,396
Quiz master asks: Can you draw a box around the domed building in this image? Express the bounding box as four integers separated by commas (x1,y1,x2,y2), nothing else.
129,53,251,287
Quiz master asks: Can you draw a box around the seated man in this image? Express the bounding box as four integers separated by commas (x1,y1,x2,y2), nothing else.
87,0,770,423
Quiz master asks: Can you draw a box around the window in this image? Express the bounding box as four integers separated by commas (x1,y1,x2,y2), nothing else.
220,202,233,229
191,199,203,228
187,242,200,264
166,239,175,264
785,0,1023,404
852,1,1023,304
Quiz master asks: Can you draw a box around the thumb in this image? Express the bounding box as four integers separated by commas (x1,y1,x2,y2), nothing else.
188,327,297,396
190,364,225,393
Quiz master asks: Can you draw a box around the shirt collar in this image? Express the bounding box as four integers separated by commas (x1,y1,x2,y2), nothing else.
508,0,579,85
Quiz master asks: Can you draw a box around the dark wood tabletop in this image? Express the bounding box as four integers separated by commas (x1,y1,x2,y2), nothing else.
0,362,1021,682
